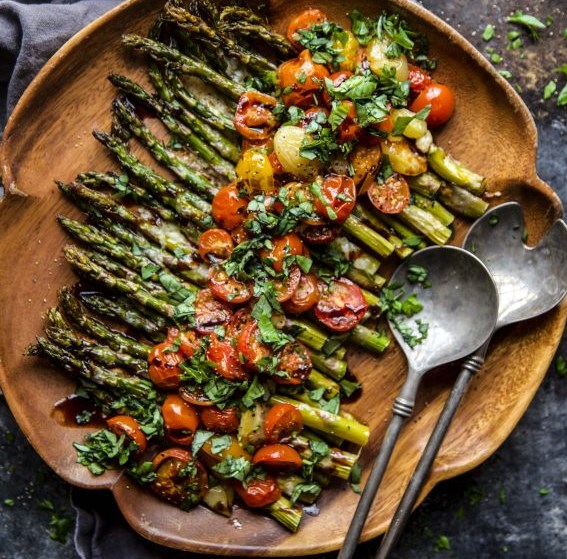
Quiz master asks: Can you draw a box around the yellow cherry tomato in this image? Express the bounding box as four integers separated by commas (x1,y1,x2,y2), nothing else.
236,148,275,194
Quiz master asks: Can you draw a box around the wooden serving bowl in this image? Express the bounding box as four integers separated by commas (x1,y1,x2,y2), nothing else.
0,0,565,555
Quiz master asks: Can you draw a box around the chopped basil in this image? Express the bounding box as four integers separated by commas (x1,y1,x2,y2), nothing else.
556,355,566,376
482,24,495,42
557,84,567,107
506,10,546,41
290,482,321,505
212,456,252,481
543,80,557,100
191,430,214,456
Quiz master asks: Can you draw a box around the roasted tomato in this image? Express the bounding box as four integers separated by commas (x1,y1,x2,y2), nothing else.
300,107,330,129
162,394,200,446
237,320,271,372
230,224,250,245
274,341,312,385
165,328,199,359
234,475,281,508
261,233,306,273
148,341,183,390
225,308,254,339
349,144,382,187
198,229,234,262
212,183,249,230
236,148,275,194
367,173,411,214
151,448,208,509
252,444,303,472
206,333,249,381
106,415,147,455
274,264,302,303
407,64,432,93
409,82,455,127
208,266,253,304
234,91,278,140
299,223,341,245
335,100,362,143
277,49,330,108
179,385,215,407
282,272,319,314
200,405,240,434
268,150,285,175
315,277,368,332
313,174,356,223
322,70,353,107
264,403,304,443
194,288,233,335
286,8,327,50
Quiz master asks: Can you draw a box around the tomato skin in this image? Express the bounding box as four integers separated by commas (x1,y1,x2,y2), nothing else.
230,224,250,246
286,9,327,50
212,183,249,230
198,229,234,262
299,223,341,245
206,333,250,381
264,403,304,443
313,174,356,223
237,321,271,372
225,308,254,339
200,406,240,434
274,264,302,303
407,64,432,93
162,394,200,446
367,173,410,214
179,385,215,407
322,70,353,107
315,278,368,332
268,150,285,175
277,49,330,108
106,415,147,455
252,444,303,472
274,341,312,385
165,328,199,359
234,475,281,508
148,342,183,390
409,82,455,127
194,288,233,335
282,273,319,314
349,143,382,187
336,100,362,143
261,233,306,273
208,266,253,304
234,91,278,140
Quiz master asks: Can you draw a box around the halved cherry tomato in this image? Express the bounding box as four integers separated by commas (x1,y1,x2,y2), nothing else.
313,174,356,223
261,233,306,273
162,394,200,446
367,173,410,214
409,82,455,127
335,100,362,143
234,91,278,140
208,266,253,304
225,308,254,339
198,229,234,262
237,321,271,372
234,475,281,508
151,448,208,509
194,288,233,334
322,70,353,107
268,150,285,175
212,183,249,230
230,224,250,245
200,405,240,434
264,403,304,443
252,444,303,472
165,327,198,359
286,9,327,50
273,341,312,385
299,223,341,245
179,385,215,407
349,143,382,187
106,415,147,455
359,114,393,147
277,49,330,108
315,278,368,332
283,273,319,314
407,64,432,93
274,264,302,303
206,333,249,381
148,341,183,390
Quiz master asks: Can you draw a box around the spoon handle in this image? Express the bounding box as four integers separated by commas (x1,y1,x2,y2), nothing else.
375,352,486,559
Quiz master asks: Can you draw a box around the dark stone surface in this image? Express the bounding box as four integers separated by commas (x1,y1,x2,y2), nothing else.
1,1,566,558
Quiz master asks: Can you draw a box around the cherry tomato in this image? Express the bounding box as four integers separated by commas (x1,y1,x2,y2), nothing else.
349,143,382,187
241,136,273,152
359,114,393,147
274,264,301,303
268,150,285,175
322,70,353,107
252,444,303,472
237,321,271,372
206,333,249,381
200,405,240,434
234,475,281,508
299,223,341,245
234,91,278,140
230,224,250,245
165,328,198,359
313,174,356,223
367,173,410,214
261,233,306,273
286,9,327,50
277,49,330,108
283,273,319,314
407,64,432,93
162,394,200,446
194,288,233,334
179,385,215,407
208,266,253,304
225,308,254,339
301,107,330,129
274,341,312,385
211,183,249,230
264,403,304,443
198,229,234,262
335,100,362,143
148,341,183,390
409,82,455,127
106,415,147,455
315,278,368,332
151,448,208,509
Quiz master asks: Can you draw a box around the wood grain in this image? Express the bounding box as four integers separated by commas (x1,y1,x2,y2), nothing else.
0,0,565,555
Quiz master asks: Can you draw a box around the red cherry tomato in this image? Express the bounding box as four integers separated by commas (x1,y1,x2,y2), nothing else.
268,150,285,175
162,394,200,446
299,223,341,245
282,273,319,314
335,100,362,143
234,91,278,140
194,288,233,335
179,385,215,407
225,308,255,339
313,174,357,223
230,224,250,245
234,475,281,508
148,341,183,390
106,415,147,455
274,264,302,303
315,277,368,332
322,70,353,107
206,333,249,381
286,9,327,50
208,266,253,304
367,173,410,214
407,64,432,93
409,82,455,127
261,233,306,273
252,444,303,472
200,405,240,434
212,183,249,230
165,328,199,359
264,403,304,443
237,321,271,372
198,229,234,262
274,341,312,385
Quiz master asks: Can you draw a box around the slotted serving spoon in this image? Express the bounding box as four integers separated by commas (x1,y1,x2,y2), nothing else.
376,202,567,559
338,245,499,559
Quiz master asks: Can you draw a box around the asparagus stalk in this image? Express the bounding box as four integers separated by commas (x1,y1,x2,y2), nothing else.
407,171,444,198
305,369,340,399
343,214,395,258
276,474,321,504
309,350,348,381
400,205,453,246
439,183,489,219
351,324,390,353
412,192,455,227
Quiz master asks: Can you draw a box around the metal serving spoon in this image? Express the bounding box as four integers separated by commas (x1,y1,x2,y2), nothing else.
338,245,499,559
376,202,567,559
